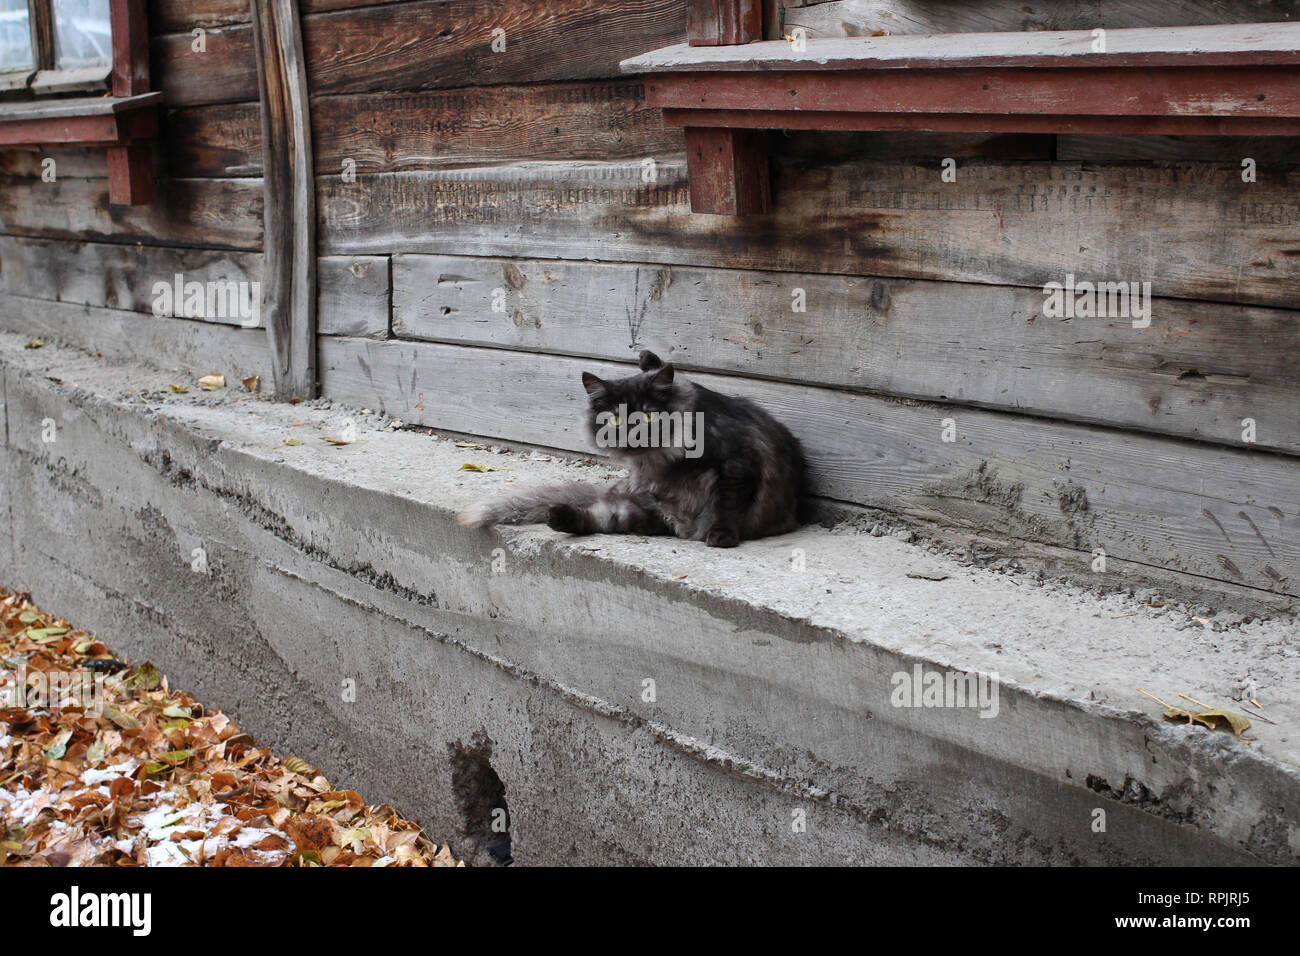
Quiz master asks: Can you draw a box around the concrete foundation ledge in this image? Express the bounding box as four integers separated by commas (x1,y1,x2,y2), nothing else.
0,332,1296,865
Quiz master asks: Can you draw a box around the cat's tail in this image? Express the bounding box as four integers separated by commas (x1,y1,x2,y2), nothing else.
456,483,607,528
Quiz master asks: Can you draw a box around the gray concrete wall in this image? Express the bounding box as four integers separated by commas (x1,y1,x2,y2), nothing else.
1,335,1297,865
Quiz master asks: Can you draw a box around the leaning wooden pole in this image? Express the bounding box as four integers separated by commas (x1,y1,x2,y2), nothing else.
251,0,317,400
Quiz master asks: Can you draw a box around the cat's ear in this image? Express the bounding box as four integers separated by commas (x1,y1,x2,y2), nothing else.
650,363,675,387
581,372,607,398
638,349,663,371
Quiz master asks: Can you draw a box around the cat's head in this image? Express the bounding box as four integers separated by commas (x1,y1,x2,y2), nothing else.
581,351,688,458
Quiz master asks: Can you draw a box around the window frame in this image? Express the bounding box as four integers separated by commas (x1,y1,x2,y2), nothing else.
0,0,113,96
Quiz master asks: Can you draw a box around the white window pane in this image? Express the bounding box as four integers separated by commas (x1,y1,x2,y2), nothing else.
53,0,112,70
0,0,34,72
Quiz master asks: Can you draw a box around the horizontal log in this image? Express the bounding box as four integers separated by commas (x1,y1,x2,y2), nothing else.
312,81,680,173
303,0,687,95
391,253,1300,454
317,159,1300,310
0,293,271,385
0,236,386,336
317,338,1300,597
153,0,252,34
0,176,263,250
153,25,258,106
163,103,262,176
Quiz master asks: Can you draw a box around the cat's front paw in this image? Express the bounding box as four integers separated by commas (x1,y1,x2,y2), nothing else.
705,528,740,548
547,504,583,534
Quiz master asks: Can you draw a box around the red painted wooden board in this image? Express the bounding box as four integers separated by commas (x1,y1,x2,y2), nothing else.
646,67,1300,119
662,108,1300,136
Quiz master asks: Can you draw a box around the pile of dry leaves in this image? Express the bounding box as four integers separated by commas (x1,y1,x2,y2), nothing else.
0,589,460,867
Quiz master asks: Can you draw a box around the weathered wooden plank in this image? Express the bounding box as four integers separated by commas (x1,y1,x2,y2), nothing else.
688,0,764,45
318,338,1300,597
154,0,252,34
162,103,263,177
0,237,384,336
390,253,1300,454
783,0,1299,38
0,294,271,384
317,255,390,337
153,25,258,106
253,0,318,399
318,160,1300,310
311,81,679,174
645,68,1300,122
0,175,263,250
303,0,687,95
623,23,1300,72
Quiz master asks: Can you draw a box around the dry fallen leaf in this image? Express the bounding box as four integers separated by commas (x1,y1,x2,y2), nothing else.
242,375,259,392
198,374,225,391
24,340,44,349
1138,689,1252,738
167,384,188,394
0,588,461,868
283,438,304,446
321,436,352,446
460,463,500,472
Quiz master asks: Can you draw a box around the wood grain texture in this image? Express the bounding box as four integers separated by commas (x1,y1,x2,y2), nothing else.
153,25,258,106
162,103,263,177
154,0,253,34
0,237,385,336
389,254,1300,454
303,0,687,95
317,338,1300,596
0,175,263,249
684,127,770,213
783,0,1299,38
0,294,271,384
688,0,764,45
253,0,318,399
312,81,680,174
318,159,1300,310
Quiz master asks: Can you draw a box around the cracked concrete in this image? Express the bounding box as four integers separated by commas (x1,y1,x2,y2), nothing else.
0,332,1297,865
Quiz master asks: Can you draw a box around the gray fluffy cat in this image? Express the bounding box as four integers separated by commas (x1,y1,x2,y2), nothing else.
457,350,807,547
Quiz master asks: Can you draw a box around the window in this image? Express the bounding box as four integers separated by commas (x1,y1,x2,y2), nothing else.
0,0,111,94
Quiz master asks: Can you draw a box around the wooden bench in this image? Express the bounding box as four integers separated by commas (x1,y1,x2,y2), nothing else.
621,20,1300,214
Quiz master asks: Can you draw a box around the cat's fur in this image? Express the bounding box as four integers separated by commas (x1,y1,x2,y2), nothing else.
457,351,807,547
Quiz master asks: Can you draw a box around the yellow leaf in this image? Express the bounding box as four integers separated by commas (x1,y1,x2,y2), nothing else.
198,373,225,391
460,463,500,472
321,436,352,445
242,375,259,392
168,384,188,394
284,438,304,446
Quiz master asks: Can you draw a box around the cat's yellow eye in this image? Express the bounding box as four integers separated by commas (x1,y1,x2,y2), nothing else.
645,412,656,422
611,415,621,426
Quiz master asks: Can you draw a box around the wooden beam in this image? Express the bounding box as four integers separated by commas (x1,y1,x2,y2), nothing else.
252,0,318,400
107,0,152,205
647,67,1300,121
684,127,770,214
688,0,764,46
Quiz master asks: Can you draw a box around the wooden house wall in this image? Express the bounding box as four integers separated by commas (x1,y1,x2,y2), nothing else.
0,0,1297,603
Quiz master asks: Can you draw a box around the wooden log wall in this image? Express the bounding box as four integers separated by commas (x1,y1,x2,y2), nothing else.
1,0,1297,602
